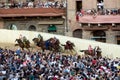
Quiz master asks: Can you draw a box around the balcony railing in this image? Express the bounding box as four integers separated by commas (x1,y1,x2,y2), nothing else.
79,15,120,24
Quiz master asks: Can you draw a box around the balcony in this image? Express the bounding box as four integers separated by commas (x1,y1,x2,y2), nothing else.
0,8,65,17
79,15,120,24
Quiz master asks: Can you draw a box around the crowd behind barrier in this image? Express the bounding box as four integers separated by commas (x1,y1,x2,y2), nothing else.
0,47,120,80
0,0,66,9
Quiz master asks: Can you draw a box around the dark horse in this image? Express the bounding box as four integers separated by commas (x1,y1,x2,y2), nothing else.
15,39,30,52
32,37,46,52
48,38,62,52
61,41,75,53
32,37,61,52
80,46,102,58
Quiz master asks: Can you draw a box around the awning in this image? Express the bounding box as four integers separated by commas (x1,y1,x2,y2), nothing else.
38,21,63,24
48,25,57,32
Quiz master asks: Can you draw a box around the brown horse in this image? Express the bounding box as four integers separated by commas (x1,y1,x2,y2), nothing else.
80,47,102,58
32,38,46,52
61,41,75,53
48,38,62,52
33,37,62,52
80,50,95,56
15,39,30,52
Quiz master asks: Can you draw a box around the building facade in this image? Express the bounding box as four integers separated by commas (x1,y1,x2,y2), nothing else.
0,0,120,44
0,0,66,35
67,0,120,44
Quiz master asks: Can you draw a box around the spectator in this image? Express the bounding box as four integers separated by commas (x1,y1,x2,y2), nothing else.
0,46,120,79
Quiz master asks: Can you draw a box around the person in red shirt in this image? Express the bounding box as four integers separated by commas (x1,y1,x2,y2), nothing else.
88,45,93,54
76,11,79,21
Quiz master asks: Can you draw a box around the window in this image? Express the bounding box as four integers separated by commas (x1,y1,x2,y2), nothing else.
116,36,120,45
28,25,36,31
9,24,17,30
48,24,57,32
97,0,104,11
91,30,106,42
76,1,82,12
73,29,82,38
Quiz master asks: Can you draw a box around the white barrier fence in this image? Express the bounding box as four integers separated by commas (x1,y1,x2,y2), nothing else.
0,29,120,59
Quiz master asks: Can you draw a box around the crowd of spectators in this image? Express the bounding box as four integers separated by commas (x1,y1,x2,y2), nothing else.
0,47,120,80
77,8,120,17
0,0,66,9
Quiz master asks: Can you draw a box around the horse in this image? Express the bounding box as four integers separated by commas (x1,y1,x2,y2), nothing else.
61,41,75,53
80,47,102,58
48,38,62,52
80,50,95,56
33,37,62,52
15,39,30,52
32,38,46,52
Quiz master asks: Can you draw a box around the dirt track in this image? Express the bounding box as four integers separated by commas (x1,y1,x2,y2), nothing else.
0,43,36,51
0,43,77,55
0,43,16,49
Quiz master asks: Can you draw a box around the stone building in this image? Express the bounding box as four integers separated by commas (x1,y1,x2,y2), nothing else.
0,0,120,44
67,0,120,44
0,1,66,35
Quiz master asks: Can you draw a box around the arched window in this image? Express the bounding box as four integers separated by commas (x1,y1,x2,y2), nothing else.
9,24,17,30
48,24,57,32
93,30,106,37
28,25,36,31
73,29,82,38
91,30,106,42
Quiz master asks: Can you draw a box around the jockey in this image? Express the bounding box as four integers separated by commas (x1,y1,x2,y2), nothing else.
38,34,43,41
66,41,71,45
19,34,23,41
88,45,93,54
53,37,57,44
23,36,27,44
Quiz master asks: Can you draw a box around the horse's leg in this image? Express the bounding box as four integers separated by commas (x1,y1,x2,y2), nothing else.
22,48,24,51
27,48,30,52
70,50,74,55
42,48,45,52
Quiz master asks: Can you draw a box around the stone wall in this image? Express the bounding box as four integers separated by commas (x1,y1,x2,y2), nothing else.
82,0,97,10
104,0,120,9
0,29,120,59
0,21,4,29
3,19,65,35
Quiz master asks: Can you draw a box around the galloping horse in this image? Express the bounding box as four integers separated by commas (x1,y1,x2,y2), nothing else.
33,37,62,52
15,39,30,51
48,38,62,52
80,46,102,58
61,41,75,53
80,50,95,56
32,37,46,52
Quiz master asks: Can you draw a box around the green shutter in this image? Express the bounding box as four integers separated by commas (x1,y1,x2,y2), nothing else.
48,25,57,32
